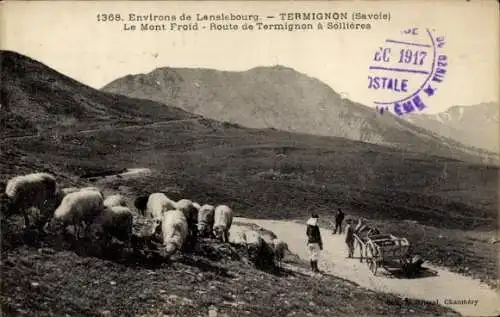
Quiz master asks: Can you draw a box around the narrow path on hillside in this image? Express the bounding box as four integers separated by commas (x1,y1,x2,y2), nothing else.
232,217,499,317
0,118,200,143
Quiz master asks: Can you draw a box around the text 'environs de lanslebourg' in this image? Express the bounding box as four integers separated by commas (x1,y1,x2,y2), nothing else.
126,11,391,23
119,11,390,32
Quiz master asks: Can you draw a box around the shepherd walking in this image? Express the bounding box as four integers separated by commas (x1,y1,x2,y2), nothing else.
306,214,323,273
344,219,355,258
333,208,345,234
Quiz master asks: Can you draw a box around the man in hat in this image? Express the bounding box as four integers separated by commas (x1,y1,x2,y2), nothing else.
344,218,355,258
333,208,345,234
355,217,367,233
306,213,323,273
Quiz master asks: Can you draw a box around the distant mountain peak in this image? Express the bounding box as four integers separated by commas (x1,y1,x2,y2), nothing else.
405,102,499,153
102,64,496,161
256,65,294,71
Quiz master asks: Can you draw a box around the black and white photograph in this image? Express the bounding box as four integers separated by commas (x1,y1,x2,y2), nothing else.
0,1,498,316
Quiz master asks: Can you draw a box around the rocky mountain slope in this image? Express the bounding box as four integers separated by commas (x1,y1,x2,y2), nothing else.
406,103,499,153
101,66,496,163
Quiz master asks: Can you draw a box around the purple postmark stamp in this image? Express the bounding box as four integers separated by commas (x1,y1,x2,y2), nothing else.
367,28,448,116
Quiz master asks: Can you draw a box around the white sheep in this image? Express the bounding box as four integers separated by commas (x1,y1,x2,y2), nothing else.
175,199,199,236
256,228,276,245
243,229,263,262
51,190,104,238
213,205,233,242
145,193,176,221
55,186,104,207
271,238,288,269
161,209,188,257
228,229,246,246
103,194,127,208
60,187,80,197
5,172,58,217
192,202,201,211
197,204,215,237
80,186,104,197
93,205,133,249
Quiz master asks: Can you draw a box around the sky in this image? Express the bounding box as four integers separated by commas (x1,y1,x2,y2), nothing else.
1,0,499,114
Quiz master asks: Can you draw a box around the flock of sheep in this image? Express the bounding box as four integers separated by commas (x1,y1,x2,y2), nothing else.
2,172,288,269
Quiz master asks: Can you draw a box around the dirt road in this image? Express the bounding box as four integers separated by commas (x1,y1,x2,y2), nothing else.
232,218,499,317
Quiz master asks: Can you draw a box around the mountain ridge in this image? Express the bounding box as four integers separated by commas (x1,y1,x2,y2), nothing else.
101,65,497,164
405,102,499,153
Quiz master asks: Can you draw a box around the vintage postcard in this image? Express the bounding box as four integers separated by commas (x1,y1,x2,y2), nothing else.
0,1,498,316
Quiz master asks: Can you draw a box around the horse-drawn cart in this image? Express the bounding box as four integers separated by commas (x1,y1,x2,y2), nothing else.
354,232,423,277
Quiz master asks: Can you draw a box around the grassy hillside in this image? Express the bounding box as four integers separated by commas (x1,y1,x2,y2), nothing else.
0,50,197,138
2,118,497,288
3,120,496,228
1,244,459,317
